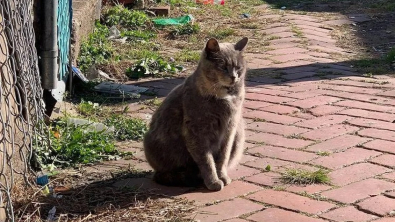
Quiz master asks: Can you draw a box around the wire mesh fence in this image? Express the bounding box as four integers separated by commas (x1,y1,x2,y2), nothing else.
0,0,48,221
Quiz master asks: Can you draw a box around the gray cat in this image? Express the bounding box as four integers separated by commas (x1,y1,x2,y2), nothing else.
143,37,248,191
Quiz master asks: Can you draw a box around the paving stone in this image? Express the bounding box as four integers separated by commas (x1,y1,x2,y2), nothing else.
244,172,283,187
112,178,189,196
339,109,395,122
300,124,359,141
306,134,370,152
329,163,391,186
270,53,315,63
191,198,263,222
245,87,289,96
179,181,261,205
244,157,317,173
249,145,316,162
247,208,327,222
266,47,309,55
320,84,384,95
244,100,273,109
262,26,290,35
335,100,395,113
228,164,261,180
295,114,353,129
244,111,302,124
247,132,314,149
310,147,382,169
247,122,309,136
357,195,395,216
285,184,332,194
358,128,395,142
245,93,294,103
309,105,346,116
286,95,341,109
321,206,377,222
259,104,300,114
283,90,323,99
321,178,395,203
248,189,335,214
348,118,395,131
370,154,395,169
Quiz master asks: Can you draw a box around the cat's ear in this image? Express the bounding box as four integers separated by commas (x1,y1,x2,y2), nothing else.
205,38,220,53
235,37,248,52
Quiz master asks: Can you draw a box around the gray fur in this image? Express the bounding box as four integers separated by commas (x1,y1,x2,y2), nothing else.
143,37,248,191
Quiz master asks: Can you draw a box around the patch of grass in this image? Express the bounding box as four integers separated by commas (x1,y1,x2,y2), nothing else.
77,21,116,73
141,97,163,107
105,115,148,141
386,48,395,63
316,151,330,156
240,23,259,29
291,24,303,38
34,118,117,170
281,168,330,185
175,50,201,62
102,4,149,28
170,23,200,36
265,35,281,40
126,57,182,79
370,1,395,12
208,28,235,40
121,30,157,40
77,100,101,116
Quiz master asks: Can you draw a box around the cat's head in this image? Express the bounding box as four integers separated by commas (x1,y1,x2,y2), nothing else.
200,37,248,87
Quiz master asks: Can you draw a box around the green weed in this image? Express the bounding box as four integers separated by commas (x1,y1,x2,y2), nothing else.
170,23,200,36
77,21,115,72
208,28,235,40
281,168,330,185
34,118,117,170
105,115,148,141
175,50,201,62
102,5,149,28
77,100,101,116
121,30,157,40
126,57,182,79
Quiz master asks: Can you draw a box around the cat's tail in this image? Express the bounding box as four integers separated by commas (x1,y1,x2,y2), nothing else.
153,170,203,187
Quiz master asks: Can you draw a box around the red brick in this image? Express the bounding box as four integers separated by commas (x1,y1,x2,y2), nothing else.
291,20,324,27
240,154,257,163
286,184,332,194
321,206,377,222
386,190,395,198
323,19,353,26
357,195,395,216
348,118,395,132
295,114,353,129
373,218,395,222
270,42,300,49
282,72,317,80
269,37,301,45
363,140,395,154
370,154,395,168
309,105,346,116
245,93,294,103
228,165,260,180
179,181,261,205
246,87,289,96
247,208,326,222
358,128,395,141
283,82,322,92
306,134,370,152
245,142,258,150
224,219,249,222
310,148,381,169
263,26,290,34
249,145,316,162
285,14,319,22
300,28,330,37
321,178,395,204
283,90,323,99
300,124,359,141
267,47,309,55
244,100,272,109
270,53,315,63
247,132,314,149
282,66,319,74
248,190,335,214
286,96,342,109
245,130,256,138
247,122,309,136
244,157,317,173
378,89,395,97
320,84,384,95
381,171,395,181
324,91,395,106
259,104,300,114
339,109,395,122
329,163,391,186
244,111,302,124
327,79,388,89
244,172,283,187
290,112,316,120
192,198,263,222
335,100,395,113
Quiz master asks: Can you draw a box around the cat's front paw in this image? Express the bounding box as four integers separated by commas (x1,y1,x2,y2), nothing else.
205,179,224,191
219,174,232,186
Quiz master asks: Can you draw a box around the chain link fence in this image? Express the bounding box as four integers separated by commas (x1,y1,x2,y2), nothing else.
0,0,48,221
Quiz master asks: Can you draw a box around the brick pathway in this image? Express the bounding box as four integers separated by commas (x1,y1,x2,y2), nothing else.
90,7,395,222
